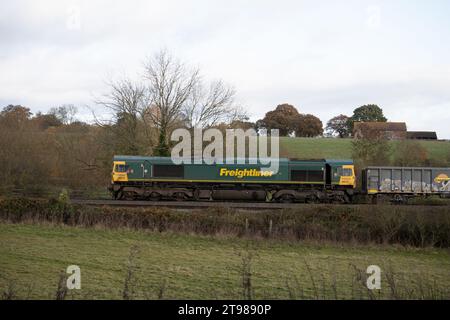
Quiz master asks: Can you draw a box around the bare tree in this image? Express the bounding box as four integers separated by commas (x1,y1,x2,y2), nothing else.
183,79,237,128
224,105,250,125
96,50,242,156
143,50,243,155
49,104,78,124
143,50,199,155
94,78,151,154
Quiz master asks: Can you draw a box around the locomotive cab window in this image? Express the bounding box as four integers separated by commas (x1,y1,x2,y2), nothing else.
115,164,129,173
337,167,353,176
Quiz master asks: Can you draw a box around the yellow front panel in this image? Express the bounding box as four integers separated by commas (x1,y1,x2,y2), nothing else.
339,165,356,188
112,161,128,183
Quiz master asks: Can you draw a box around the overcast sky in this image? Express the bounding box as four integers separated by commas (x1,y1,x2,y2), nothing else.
1,0,449,137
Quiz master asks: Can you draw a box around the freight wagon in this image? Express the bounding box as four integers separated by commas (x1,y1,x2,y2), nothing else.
362,166,450,202
109,156,356,203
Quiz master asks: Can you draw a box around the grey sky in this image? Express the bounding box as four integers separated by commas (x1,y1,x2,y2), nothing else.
1,0,449,137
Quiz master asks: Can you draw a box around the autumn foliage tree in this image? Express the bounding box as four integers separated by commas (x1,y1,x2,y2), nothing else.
352,124,391,166
294,114,323,137
393,140,429,166
326,114,350,138
0,106,52,189
0,104,113,195
257,104,323,137
348,104,387,133
0,105,32,127
257,103,300,136
32,112,63,130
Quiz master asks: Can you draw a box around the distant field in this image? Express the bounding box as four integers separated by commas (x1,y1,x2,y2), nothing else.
279,137,450,162
0,223,449,299
279,138,354,159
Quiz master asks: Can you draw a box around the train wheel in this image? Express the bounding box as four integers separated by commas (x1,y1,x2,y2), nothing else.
149,192,161,201
173,192,187,201
392,194,407,205
371,195,378,205
305,195,318,204
279,194,295,203
115,190,124,200
344,194,351,204
123,192,135,201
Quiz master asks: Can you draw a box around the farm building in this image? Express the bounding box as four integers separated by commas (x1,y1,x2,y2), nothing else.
353,122,407,140
406,131,438,140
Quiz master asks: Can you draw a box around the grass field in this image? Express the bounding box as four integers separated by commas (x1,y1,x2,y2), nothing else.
1,222,449,300
279,137,450,161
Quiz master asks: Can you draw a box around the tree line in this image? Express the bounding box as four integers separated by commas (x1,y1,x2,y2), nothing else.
255,103,389,139
325,104,387,138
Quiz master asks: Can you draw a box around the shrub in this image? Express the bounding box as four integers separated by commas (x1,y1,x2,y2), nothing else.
0,198,449,248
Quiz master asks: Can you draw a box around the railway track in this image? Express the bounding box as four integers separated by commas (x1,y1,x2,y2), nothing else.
69,199,449,210
70,199,311,210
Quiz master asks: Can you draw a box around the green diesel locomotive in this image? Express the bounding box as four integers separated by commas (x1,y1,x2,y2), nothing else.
109,156,356,203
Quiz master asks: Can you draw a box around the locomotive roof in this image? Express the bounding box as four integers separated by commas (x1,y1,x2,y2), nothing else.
365,166,450,170
113,155,353,165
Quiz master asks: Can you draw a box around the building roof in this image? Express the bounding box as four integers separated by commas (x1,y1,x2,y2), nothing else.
353,122,407,132
407,131,438,139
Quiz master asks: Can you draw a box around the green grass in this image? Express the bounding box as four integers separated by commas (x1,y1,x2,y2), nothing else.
0,222,449,299
280,137,354,159
279,137,450,161
411,140,450,162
